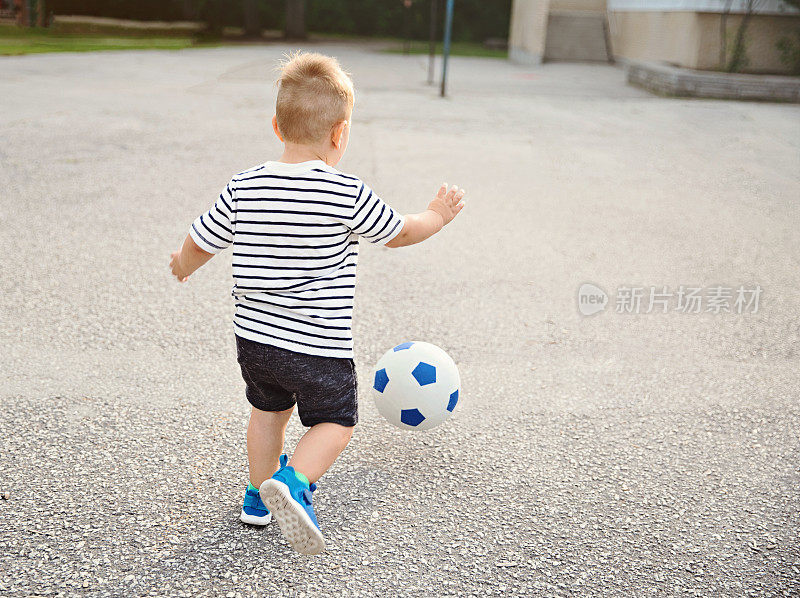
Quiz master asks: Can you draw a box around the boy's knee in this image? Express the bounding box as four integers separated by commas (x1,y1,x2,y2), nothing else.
250,405,294,426
319,422,353,448
343,425,354,441
335,423,354,445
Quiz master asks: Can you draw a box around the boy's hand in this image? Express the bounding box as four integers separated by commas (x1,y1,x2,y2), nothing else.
170,250,189,283
427,183,466,227
169,235,215,282
384,183,466,249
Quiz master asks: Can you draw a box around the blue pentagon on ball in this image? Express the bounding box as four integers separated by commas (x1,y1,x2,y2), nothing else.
447,389,459,412
393,341,414,352
373,368,389,393
411,362,436,386
400,408,426,427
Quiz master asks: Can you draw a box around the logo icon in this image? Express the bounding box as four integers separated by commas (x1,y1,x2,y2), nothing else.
578,283,608,316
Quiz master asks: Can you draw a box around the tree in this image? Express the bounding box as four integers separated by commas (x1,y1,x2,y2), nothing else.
727,0,757,72
721,1,799,72
181,0,196,20
198,0,226,36
285,0,306,39
243,0,261,38
719,0,733,68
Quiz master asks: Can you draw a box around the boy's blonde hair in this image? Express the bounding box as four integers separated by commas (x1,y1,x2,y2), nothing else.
276,52,354,145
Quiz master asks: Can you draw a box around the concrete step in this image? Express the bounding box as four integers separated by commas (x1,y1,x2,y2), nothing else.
544,10,610,63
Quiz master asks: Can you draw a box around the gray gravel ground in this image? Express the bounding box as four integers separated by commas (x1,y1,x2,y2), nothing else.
1,43,799,597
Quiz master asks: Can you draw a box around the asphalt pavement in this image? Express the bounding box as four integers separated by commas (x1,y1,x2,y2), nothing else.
1,43,799,597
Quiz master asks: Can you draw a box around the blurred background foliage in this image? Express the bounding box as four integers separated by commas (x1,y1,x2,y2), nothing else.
47,0,512,42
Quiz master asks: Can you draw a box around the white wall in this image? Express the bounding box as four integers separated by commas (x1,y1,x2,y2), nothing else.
509,0,551,64
607,0,798,14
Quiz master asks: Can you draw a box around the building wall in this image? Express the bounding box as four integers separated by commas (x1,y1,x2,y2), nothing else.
549,0,605,12
509,0,800,73
705,13,800,72
608,11,704,68
607,0,796,15
609,10,800,72
509,0,551,64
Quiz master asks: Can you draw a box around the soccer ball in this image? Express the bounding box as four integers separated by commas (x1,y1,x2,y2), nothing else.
371,341,460,431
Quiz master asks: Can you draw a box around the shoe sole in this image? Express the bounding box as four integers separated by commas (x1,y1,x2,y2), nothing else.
259,479,325,555
239,509,272,526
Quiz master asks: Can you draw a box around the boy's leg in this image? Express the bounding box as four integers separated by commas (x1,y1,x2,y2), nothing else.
247,405,294,487
260,422,352,554
259,354,356,554
288,423,354,484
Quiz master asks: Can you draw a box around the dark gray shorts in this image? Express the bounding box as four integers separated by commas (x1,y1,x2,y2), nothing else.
235,335,358,427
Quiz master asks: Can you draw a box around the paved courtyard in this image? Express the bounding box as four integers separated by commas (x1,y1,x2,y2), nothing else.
1,43,799,596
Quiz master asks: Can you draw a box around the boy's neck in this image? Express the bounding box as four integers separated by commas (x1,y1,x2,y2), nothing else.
280,143,328,165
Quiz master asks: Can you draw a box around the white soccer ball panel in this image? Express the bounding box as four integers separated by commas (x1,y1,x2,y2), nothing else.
372,341,460,431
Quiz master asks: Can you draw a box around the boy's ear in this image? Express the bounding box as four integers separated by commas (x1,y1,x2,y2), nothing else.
331,120,347,149
272,115,284,142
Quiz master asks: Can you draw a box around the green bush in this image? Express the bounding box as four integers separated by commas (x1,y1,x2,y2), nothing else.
307,0,510,43
48,0,511,43
49,1,186,22
776,31,800,75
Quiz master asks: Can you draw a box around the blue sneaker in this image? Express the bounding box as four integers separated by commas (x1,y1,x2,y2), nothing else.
239,454,288,526
259,465,325,555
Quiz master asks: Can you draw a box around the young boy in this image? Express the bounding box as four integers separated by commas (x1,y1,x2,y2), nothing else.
169,52,465,555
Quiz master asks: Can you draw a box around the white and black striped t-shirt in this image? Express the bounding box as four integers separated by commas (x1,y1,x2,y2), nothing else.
189,160,405,358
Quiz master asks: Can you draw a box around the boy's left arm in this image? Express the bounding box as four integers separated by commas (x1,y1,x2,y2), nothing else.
170,235,214,282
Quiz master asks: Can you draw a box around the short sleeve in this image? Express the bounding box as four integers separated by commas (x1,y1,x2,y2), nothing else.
347,182,405,245
189,181,235,254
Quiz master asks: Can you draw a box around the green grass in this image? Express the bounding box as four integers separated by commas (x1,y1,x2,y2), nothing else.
0,24,507,58
0,24,213,56
383,39,507,59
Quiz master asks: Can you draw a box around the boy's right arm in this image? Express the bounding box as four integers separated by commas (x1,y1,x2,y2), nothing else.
385,184,466,248
168,180,235,282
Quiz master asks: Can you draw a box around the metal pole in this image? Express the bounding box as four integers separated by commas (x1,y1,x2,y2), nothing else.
439,0,454,97
427,0,438,85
